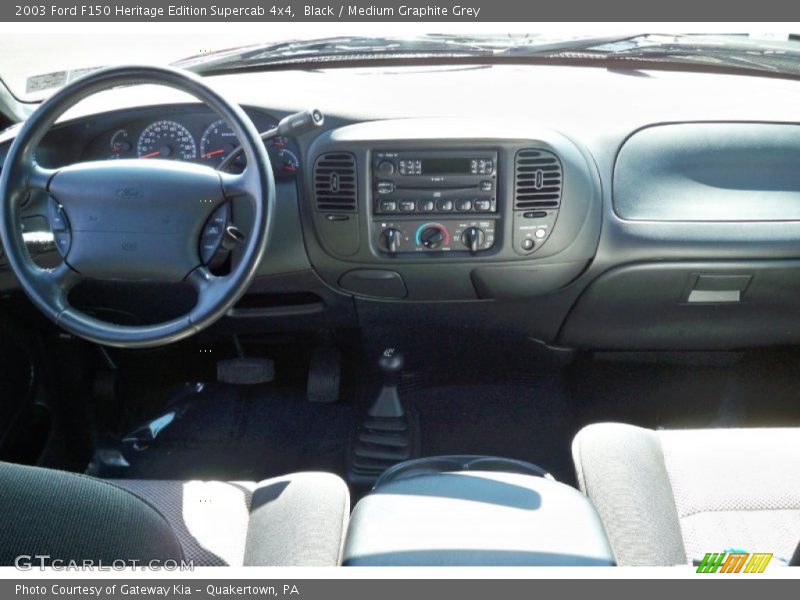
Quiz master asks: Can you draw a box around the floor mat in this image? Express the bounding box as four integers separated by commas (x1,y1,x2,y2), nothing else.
89,349,800,487
569,350,800,432
401,373,576,484
93,382,355,482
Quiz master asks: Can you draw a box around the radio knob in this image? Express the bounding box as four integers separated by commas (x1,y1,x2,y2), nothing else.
462,227,486,253
380,228,403,254
377,160,395,176
420,225,446,249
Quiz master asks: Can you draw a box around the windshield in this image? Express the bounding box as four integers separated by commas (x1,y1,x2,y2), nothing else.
1,31,798,103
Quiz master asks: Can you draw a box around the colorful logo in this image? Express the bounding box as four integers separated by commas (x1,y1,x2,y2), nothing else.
696,552,773,573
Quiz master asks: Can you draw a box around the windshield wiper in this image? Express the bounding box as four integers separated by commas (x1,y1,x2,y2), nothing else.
174,34,642,74
174,33,800,80
537,34,800,76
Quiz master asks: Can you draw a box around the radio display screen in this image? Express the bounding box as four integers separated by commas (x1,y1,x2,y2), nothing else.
421,158,472,175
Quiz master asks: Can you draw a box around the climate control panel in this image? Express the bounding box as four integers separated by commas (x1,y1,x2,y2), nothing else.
373,218,496,255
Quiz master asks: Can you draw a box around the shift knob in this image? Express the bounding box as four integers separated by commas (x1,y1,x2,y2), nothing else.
378,348,404,383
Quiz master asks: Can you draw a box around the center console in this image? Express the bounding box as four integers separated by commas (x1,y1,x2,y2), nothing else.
342,456,615,566
302,119,601,303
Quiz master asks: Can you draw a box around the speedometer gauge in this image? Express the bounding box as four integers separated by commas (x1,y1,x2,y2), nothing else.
137,120,196,160
200,119,239,166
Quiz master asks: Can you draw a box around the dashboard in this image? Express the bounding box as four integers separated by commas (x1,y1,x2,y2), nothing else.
3,64,800,352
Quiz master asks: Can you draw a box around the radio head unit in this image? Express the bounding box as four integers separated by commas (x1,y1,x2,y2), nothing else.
372,149,498,216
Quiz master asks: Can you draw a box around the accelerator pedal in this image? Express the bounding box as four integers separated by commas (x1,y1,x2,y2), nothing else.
217,358,274,385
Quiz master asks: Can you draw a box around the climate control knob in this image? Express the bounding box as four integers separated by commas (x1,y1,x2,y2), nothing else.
419,225,446,249
379,228,403,254
462,227,486,253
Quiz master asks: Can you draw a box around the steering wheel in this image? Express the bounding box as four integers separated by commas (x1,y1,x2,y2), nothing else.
0,66,274,348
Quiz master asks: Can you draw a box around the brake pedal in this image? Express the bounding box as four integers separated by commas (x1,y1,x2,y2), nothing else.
307,346,341,403
217,358,274,385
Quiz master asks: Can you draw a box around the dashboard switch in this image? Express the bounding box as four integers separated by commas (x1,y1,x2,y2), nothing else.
54,231,72,257
419,226,446,249
200,202,230,265
377,181,395,195
456,199,472,212
377,160,396,176
48,199,69,232
462,227,486,253
380,228,403,254
436,199,454,211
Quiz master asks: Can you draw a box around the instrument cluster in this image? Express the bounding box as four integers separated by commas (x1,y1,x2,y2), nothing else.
81,110,300,178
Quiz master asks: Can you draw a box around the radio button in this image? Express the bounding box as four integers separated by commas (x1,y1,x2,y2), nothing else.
480,180,493,192
474,200,492,212
377,181,395,194
418,200,435,212
379,200,397,213
399,200,416,212
456,199,473,212
436,199,454,212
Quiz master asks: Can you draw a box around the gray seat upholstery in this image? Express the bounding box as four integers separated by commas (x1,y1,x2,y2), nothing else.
572,423,800,566
115,473,350,566
0,462,350,567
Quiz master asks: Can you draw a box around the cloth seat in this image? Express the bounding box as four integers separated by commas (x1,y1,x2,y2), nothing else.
572,423,800,566
0,462,349,567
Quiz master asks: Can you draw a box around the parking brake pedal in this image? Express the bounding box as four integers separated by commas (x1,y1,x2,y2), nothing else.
217,358,274,385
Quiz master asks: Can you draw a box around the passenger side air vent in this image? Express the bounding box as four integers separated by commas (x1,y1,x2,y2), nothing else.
514,149,562,209
314,152,357,212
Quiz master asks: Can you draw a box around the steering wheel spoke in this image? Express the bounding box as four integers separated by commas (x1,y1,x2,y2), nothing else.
186,265,217,295
27,262,82,313
219,167,261,199
27,163,58,192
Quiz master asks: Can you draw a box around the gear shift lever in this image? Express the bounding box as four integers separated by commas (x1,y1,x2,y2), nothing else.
348,348,416,485
369,348,405,418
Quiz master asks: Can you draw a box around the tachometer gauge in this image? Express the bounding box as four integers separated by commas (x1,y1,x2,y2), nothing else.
109,129,131,159
200,119,239,166
137,120,196,160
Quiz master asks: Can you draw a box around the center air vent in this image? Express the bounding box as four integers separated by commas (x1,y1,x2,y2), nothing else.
515,149,562,210
314,152,357,212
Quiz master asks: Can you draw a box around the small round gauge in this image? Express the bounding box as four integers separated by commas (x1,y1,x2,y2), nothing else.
270,135,289,149
109,129,131,159
274,148,300,174
137,120,196,161
200,119,239,165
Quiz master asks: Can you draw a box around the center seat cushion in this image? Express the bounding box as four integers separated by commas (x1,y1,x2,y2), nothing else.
342,470,615,566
